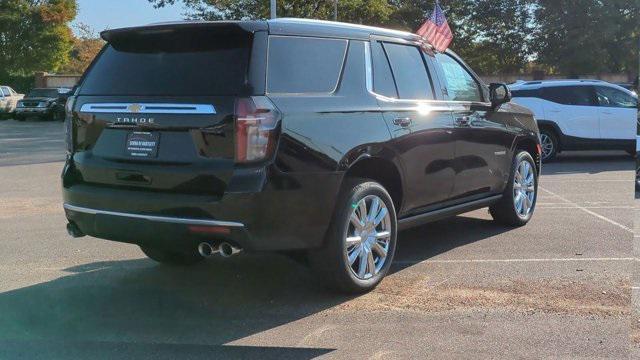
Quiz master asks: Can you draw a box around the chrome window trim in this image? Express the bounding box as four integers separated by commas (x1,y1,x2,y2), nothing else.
365,41,484,112
63,204,245,228
365,41,493,110
79,103,216,114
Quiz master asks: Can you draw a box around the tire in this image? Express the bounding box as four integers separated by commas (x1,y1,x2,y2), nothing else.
309,178,397,294
539,129,558,162
140,245,204,266
52,110,64,122
490,151,538,227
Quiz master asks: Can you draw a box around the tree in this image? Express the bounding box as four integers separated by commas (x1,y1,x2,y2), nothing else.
0,0,77,77
61,23,104,74
149,0,395,25
534,0,640,75
386,0,536,75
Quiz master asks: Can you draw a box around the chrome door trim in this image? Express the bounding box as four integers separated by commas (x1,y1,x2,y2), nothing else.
63,204,244,228
79,103,216,114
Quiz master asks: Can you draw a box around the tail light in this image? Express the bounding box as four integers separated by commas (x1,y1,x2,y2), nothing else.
235,96,281,163
64,96,76,154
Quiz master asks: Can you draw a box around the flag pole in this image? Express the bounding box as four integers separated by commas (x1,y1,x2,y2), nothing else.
270,0,277,19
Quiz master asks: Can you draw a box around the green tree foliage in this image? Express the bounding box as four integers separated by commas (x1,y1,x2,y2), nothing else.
0,0,77,77
534,0,639,75
151,0,394,24
150,0,637,76
60,23,104,74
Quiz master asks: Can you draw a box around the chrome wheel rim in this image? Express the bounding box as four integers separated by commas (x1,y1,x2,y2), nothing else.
345,195,391,280
513,159,536,219
540,133,554,160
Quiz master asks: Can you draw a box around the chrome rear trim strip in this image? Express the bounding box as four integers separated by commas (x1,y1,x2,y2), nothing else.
63,204,244,228
80,103,216,114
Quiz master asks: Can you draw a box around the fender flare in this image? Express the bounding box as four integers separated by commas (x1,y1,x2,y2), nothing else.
536,120,565,151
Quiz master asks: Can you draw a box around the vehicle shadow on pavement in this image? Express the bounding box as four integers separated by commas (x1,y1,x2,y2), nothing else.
543,152,633,175
0,215,513,359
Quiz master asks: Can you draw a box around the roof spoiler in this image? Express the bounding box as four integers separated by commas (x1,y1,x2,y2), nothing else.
101,21,268,43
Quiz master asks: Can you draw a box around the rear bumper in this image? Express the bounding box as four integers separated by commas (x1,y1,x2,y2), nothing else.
64,203,252,251
62,161,343,252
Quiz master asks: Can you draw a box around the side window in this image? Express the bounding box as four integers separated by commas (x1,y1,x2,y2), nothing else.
543,86,595,106
382,42,433,100
595,86,637,109
371,42,398,98
511,89,542,98
1,87,9,96
435,53,482,102
267,36,348,94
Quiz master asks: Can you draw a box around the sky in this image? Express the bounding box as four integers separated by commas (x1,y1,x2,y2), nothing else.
72,0,190,35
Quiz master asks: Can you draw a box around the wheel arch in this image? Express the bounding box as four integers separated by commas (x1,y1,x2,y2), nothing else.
342,155,404,214
536,120,564,152
513,136,541,173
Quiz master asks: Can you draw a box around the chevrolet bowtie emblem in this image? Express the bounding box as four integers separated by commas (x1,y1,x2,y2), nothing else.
128,104,143,113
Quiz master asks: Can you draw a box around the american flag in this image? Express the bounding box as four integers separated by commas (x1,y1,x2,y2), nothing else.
416,1,453,52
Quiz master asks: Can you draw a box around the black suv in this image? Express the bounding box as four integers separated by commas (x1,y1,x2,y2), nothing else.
62,19,541,293
15,87,70,121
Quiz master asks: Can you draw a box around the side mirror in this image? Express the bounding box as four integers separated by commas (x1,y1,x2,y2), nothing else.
489,83,512,108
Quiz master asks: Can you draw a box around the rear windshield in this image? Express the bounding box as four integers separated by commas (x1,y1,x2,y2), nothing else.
79,29,252,96
28,89,59,98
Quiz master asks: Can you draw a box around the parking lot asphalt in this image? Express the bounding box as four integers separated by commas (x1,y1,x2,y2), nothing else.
0,118,637,359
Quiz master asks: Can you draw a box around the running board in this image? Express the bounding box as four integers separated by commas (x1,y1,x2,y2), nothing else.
398,195,502,231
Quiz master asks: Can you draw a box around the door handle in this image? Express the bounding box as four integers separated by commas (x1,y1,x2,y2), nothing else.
393,117,412,128
455,116,470,127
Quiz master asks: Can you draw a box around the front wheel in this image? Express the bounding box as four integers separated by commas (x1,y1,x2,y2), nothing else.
140,245,204,266
490,151,538,227
309,179,397,294
52,110,64,122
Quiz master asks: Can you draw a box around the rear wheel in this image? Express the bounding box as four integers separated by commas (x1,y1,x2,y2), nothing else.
490,151,538,227
539,129,557,162
140,245,204,266
309,179,397,293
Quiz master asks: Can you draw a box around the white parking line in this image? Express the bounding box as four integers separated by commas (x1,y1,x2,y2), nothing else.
537,206,634,210
542,180,631,183
393,257,636,265
538,186,633,233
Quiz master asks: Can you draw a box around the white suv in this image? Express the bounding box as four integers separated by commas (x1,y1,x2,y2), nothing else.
510,80,638,161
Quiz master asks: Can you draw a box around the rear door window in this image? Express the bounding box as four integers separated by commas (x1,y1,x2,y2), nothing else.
382,42,433,100
371,42,398,98
79,29,252,96
267,36,348,94
542,86,596,106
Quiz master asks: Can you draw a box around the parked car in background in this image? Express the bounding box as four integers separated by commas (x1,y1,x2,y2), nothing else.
510,80,638,161
15,87,71,121
0,86,24,114
62,19,541,293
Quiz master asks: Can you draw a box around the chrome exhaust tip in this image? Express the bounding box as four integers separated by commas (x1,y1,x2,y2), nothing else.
197,242,219,258
66,222,85,238
219,242,242,258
